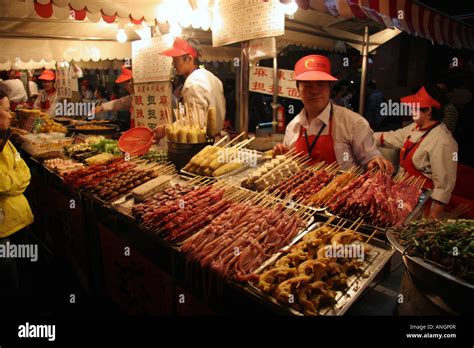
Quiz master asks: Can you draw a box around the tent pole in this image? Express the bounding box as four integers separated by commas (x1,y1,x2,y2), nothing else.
358,26,369,116
238,41,249,135
272,54,278,134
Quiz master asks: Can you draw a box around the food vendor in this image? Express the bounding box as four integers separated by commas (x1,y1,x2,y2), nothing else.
33,70,58,116
273,55,393,173
375,85,458,219
153,37,226,140
92,66,133,124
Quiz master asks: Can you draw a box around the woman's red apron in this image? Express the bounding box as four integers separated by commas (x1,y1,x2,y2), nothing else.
399,122,440,216
40,90,55,111
294,104,337,165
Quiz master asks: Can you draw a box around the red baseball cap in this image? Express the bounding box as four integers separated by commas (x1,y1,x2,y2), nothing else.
161,37,198,58
38,70,55,81
401,86,441,109
115,66,133,84
294,55,337,81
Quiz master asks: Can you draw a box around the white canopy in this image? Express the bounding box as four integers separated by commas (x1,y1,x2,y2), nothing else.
0,0,392,70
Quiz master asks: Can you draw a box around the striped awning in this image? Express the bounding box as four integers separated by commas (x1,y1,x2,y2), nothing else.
27,0,474,50
292,0,474,50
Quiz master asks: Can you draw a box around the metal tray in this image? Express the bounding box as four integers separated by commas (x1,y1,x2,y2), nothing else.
245,222,395,316
386,228,474,313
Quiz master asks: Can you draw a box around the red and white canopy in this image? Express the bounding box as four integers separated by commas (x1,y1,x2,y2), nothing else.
29,0,474,49
291,0,473,50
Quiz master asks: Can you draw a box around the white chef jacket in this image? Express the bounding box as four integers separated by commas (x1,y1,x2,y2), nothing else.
283,103,382,170
375,122,458,204
102,94,133,112
0,79,27,103
182,68,226,133
28,81,39,97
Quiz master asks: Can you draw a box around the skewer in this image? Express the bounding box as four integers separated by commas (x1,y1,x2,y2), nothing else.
234,137,255,149
283,147,297,157
213,135,229,147
364,227,378,246
224,132,246,147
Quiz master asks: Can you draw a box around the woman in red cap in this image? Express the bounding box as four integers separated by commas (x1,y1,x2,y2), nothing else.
375,84,458,219
92,66,133,122
33,69,58,116
274,54,393,173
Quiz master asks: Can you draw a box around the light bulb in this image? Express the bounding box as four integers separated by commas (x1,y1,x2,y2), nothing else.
117,28,127,43
156,5,167,23
197,0,208,9
169,23,182,37
200,14,210,31
179,14,191,28
284,1,298,15
191,11,201,29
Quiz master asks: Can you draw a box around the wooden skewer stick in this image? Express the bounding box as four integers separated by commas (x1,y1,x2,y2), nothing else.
224,132,246,147
213,135,229,147
364,227,378,246
234,137,255,149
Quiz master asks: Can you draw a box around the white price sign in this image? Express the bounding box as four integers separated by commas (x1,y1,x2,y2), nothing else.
212,0,285,47
249,66,300,100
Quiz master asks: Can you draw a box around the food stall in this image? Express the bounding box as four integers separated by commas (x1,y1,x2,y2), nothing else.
2,0,473,320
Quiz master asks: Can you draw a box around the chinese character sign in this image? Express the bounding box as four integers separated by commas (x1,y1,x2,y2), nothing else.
249,66,299,100
56,65,72,98
212,0,284,47
132,34,174,83
133,82,171,130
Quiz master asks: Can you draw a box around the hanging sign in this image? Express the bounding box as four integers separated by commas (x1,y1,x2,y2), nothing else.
212,0,284,47
132,82,172,130
132,34,174,83
249,66,300,100
56,64,72,98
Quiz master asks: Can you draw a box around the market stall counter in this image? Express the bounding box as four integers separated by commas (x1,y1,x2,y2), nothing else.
14,130,450,317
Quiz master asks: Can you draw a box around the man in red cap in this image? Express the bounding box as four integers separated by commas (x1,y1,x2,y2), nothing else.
0,70,27,111
375,84,458,219
33,69,58,116
92,66,133,123
273,54,393,173
153,37,225,140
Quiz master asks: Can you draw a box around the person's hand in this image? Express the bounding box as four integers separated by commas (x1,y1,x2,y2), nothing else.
273,143,289,156
367,156,394,174
94,105,104,115
153,124,167,142
86,105,103,120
